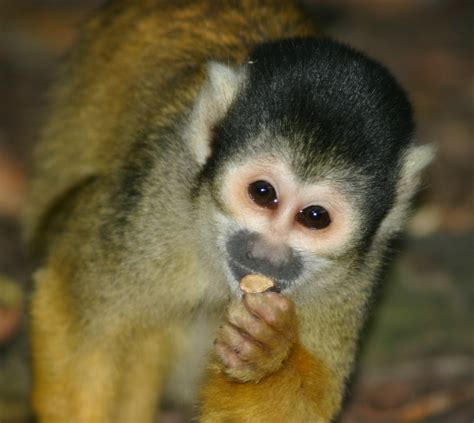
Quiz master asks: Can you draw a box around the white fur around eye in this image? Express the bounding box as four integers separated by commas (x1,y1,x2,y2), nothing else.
219,158,359,258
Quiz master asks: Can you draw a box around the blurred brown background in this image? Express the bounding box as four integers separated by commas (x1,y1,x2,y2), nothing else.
0,0,472,422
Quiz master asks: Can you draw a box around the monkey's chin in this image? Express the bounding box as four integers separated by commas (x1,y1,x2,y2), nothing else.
226,260,284,293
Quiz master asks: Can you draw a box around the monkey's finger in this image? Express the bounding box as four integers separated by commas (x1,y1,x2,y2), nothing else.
214,340,244,370
244,292,296,335
214,340,268,383
227,301,278,346
218,323,268,363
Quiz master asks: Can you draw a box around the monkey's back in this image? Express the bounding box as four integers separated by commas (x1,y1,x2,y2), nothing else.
24,0,317,251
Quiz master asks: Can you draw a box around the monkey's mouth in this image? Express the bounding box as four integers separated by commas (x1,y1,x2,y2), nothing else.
224,230,303,293
227,259,285,293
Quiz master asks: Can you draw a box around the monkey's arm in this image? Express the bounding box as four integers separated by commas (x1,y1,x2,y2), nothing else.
199,294,339,423
200,343,336,422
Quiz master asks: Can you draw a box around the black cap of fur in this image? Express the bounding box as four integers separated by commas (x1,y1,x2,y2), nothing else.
205,38,415,239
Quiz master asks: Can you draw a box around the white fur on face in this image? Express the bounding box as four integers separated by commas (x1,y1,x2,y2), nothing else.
218,157,360,259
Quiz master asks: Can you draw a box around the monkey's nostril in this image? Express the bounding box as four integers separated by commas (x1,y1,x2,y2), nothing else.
245,238,256,260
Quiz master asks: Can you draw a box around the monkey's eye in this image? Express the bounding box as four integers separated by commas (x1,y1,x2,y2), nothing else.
296,206,331,230
248,180,278,209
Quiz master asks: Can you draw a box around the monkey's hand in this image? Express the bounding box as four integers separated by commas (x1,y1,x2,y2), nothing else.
214,292,297,383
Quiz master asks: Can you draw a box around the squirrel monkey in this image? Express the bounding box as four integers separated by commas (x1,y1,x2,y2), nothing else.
24,0,433,422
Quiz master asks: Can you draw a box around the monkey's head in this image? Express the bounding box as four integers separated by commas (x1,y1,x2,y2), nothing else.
187,38,432,297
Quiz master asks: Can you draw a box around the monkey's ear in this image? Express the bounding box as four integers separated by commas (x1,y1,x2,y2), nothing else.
400,143,435,184
376,143,435,238
186,62,245,165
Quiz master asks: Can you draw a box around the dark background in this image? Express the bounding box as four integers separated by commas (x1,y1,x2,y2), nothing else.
0,0,472,421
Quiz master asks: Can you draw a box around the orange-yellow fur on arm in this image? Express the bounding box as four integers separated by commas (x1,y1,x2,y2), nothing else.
200,341,337,423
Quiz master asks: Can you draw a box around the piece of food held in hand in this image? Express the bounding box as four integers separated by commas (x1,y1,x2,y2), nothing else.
239,274,275,294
